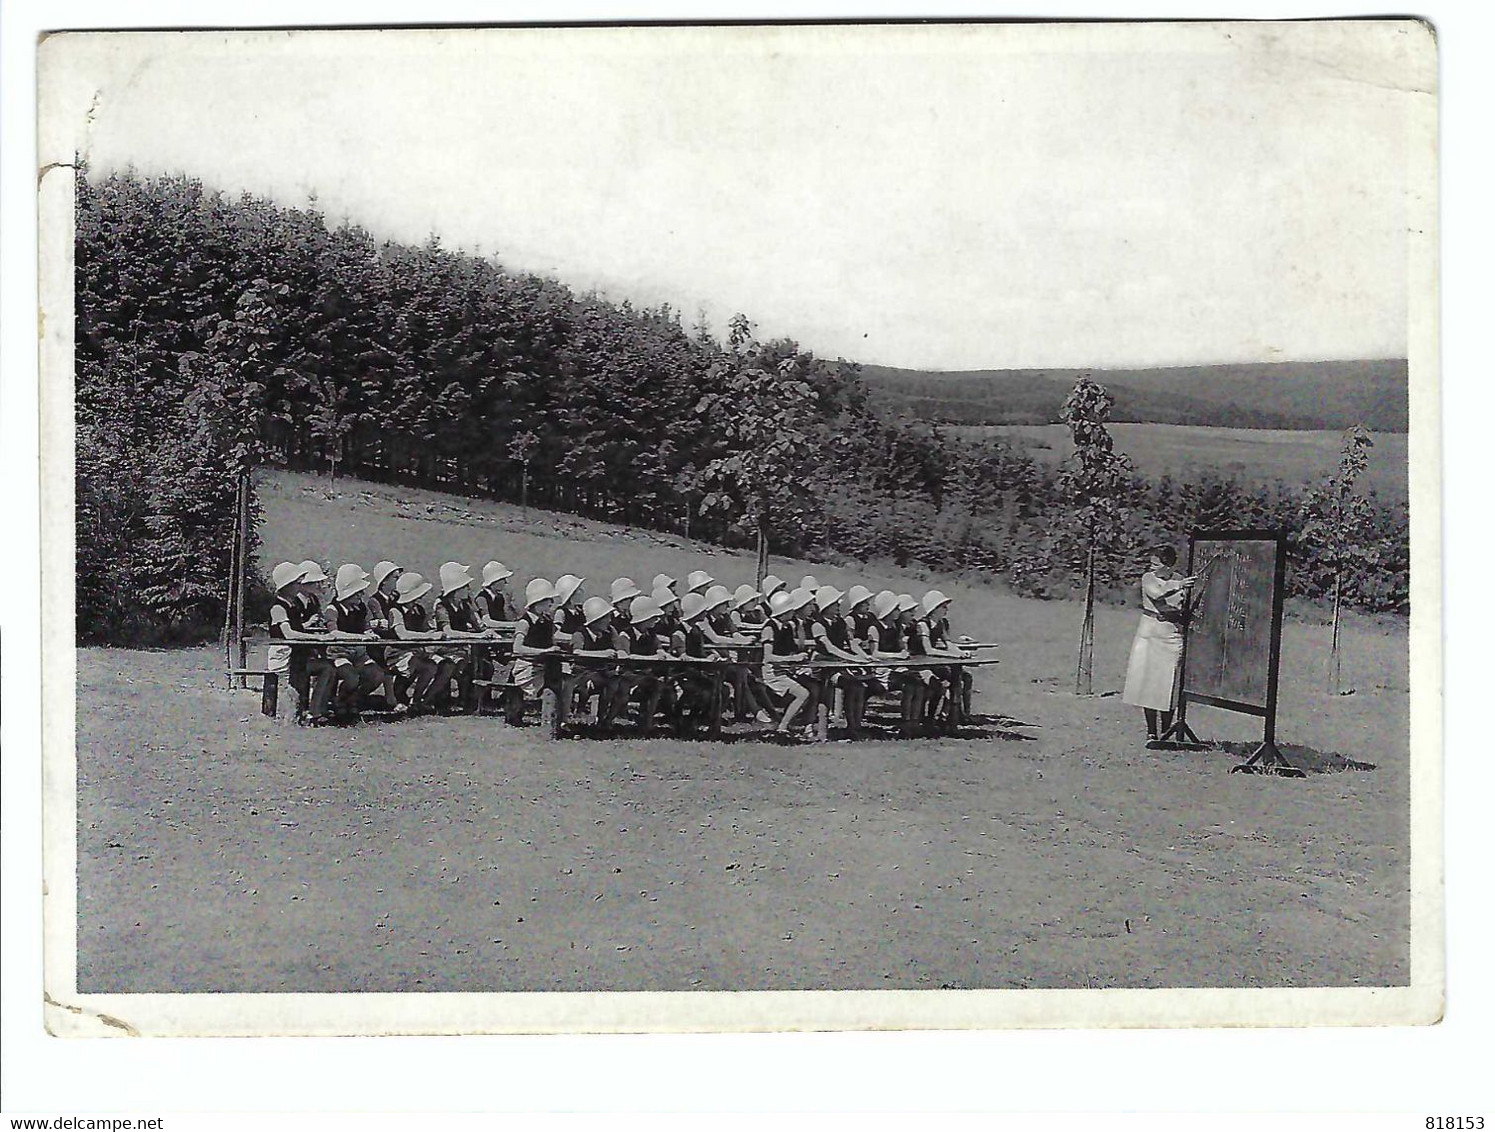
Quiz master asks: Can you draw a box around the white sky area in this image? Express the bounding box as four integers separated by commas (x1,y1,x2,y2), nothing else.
43,22,1430,369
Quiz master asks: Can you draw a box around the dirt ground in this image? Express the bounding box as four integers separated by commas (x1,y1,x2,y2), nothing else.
75,470,1410,992
76,629,1408,994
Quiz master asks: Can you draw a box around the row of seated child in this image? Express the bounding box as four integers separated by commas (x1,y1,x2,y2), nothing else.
267,558,979,736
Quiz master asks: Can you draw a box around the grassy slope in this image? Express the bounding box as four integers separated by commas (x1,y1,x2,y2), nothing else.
75,470,1410,992
944,424,1409,502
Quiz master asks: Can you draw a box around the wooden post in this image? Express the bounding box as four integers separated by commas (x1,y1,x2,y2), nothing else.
234,470,250,687
1328,568,1343,694
1075,534,1095,696
539,654,562,738
222,473,243,687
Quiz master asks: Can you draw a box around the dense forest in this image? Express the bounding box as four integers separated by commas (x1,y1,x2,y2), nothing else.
74,169,1410,645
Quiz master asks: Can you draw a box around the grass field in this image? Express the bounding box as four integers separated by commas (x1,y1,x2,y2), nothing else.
75,470,1411,993
944,423,1409,502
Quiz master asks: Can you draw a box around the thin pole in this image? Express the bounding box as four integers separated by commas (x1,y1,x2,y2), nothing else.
222,472,243,685
234,469,250,686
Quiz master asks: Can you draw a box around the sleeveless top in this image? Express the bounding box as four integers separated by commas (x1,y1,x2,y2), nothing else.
767,620,799,656
555,606,586,635
905,621,929,656
400,601,436,633
708,610,736,637
928,618,950,648
575,624,613,652
329,599,369,634
817,612,851,650
875,621,903,653
630,626,662,657
270,595,308,638
684,623,708,659
517,612,556,649
437,594,482,633
475,586,512,623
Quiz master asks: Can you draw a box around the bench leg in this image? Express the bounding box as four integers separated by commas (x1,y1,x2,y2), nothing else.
815,700,830,742
540,687,560,738
262,673,279,718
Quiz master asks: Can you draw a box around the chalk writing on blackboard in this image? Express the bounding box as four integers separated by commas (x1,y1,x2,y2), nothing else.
1183,537,1281,710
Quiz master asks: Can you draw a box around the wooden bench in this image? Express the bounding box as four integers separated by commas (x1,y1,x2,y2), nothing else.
227,667,280,717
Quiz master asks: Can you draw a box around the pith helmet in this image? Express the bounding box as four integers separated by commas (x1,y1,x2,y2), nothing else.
371,560,402,587
272,561,307,593
731,584,762,610
481,560,513,586
395,572,433,603
651,572,677,594
768,591,796,619
298,560,329,584
439,561,474,596
784,586,815,615
873,590,900,620
680,592,709,622
896,593,918,613
524,578,557,607
611,577,642,603
335,563,371,601
800,575,820,592
846,584,874,610
813,585,845,611
702,584,733,612
685,569,714,593
554,574,585,605
651,585,679,609
582,596,613,625
760,574,788,598
630,596,664,624
921,589,952,615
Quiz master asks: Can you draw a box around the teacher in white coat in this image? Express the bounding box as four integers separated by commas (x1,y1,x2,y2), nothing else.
1122,546,1197,742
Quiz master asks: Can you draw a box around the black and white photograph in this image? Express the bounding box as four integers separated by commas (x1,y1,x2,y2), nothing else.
36,19,1439,1035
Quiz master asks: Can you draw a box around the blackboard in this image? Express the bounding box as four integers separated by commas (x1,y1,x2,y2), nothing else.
1181,532,1286,716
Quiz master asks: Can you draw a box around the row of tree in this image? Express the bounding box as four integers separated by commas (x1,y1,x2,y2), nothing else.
74,168,1409,646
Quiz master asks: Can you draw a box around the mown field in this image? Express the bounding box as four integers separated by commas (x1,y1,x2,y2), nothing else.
944,423,1409,502
74,471,1410,993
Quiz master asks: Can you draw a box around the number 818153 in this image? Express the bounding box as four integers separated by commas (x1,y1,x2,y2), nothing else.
1427,1119,1484,1129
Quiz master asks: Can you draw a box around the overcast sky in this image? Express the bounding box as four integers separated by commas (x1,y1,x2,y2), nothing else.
44,22,1430,370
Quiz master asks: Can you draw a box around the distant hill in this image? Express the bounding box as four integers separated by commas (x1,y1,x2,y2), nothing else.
858,359,1409,432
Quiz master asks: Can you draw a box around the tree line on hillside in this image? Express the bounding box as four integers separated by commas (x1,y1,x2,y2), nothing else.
74,169,1410,646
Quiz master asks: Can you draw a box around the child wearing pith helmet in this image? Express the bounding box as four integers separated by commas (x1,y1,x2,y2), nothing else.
507,578,559,725
570,595,625,727
268,561,314,718
434,562,492,712
868,589,925,735
293,560,365,724
807,584,874,737
475,561,517,628
702,584,770,723
614,595,678,737
759,587,817,739
610,577,643,622
386,571,460,715
325,563,403,718
672,591,723,734
921,590,975,726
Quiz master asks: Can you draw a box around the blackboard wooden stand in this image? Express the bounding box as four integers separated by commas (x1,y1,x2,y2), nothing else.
1158,530,1304,778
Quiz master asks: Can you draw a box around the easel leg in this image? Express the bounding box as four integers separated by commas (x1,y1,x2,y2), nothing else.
1230,740,1304,777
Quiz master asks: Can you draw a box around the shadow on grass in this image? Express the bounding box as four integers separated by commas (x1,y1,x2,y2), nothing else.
1210,740,1377,775
559,714,1039,744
